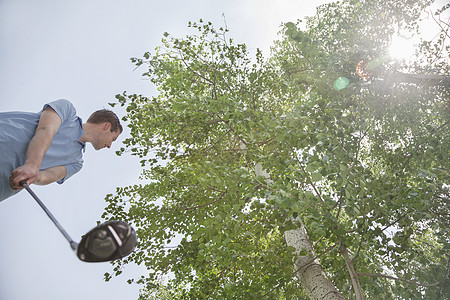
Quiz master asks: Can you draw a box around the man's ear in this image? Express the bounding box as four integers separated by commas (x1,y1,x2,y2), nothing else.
103,122,112,131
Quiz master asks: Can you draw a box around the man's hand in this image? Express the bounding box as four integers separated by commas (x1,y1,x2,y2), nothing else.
9,176,22,191
10,165,40,190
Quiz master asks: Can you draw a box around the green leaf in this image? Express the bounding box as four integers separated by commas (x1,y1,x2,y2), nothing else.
311,173,322,182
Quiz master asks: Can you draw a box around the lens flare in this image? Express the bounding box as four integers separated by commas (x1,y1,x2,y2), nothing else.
356,61,372,79
333,77,349,90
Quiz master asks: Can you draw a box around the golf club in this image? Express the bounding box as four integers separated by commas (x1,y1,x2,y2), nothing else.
20,181,137,262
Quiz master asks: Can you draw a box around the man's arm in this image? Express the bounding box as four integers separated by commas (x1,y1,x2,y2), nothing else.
10,107,62,188
35,166,67,185
10,166,67,190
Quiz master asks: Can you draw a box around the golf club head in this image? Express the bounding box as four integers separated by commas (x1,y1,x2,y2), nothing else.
77,220,137,262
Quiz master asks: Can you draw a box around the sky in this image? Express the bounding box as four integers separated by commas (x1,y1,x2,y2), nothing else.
0,0,334,299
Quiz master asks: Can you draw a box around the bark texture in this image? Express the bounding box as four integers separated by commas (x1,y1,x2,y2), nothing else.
285,225,346,300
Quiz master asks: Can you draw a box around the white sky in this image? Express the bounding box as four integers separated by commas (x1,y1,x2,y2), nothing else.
0,1,332,299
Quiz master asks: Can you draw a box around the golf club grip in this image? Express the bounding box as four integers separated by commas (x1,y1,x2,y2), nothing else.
20,180,77,250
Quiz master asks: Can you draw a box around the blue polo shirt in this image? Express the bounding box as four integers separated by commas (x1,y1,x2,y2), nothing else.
0,99,85,201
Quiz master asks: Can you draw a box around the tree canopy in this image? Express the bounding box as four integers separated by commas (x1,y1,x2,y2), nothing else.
104,0,449,298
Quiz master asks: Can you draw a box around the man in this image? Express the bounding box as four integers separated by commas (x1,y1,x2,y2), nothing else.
0,99,122,202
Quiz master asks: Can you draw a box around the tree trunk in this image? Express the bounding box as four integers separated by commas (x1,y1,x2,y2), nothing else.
386,72,450,87
285,224,345,300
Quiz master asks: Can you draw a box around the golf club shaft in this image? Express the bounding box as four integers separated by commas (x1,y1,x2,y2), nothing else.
21,182,78,251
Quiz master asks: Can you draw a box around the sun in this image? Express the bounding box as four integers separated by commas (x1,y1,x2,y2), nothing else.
389,35,417,61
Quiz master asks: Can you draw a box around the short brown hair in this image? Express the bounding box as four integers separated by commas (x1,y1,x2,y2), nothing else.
87,109,123,133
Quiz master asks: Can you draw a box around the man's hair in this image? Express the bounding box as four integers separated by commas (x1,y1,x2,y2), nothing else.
87,109,123,133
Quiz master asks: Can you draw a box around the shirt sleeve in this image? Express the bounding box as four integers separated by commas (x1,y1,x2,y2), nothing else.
42,99,77,123
57,162,83,184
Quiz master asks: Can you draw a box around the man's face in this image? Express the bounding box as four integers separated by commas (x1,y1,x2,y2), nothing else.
93,123,121,150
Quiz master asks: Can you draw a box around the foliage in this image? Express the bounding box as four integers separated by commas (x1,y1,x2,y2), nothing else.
104,1,449,299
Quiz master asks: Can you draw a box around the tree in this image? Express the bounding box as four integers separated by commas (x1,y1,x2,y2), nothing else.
104,1,449,298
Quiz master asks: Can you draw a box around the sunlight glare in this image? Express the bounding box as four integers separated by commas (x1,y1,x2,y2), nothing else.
389,35,416,60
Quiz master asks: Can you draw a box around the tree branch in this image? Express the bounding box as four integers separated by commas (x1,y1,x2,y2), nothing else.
341,243,365,300
358,271,448,287
182,190,227,211
429,9,450,39
288,142,325,204
380,212,408,233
